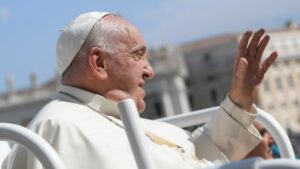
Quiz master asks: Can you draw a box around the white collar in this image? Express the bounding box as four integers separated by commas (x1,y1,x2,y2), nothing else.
56,85,120,118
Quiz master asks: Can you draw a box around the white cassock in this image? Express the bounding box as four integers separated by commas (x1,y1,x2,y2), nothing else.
3,85,261,169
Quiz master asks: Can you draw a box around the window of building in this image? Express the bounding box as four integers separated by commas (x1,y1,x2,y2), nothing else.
294,100,299,107
267,105,275,111
296,59,300,65
154,101,164,118
188,92,195,110
284,60,290,66
280,102,287,109
210,88,218,106
275,77,282,90
288,76,294,88
297,116,300,123
205,76,215,82
293,39,299,48
263,80,270,92
203,53,211,62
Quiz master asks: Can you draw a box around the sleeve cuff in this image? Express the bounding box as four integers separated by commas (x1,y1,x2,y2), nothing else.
221,95,257,128
204,105,262,160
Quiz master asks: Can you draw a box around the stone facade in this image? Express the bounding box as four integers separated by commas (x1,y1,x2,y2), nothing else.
257,27,300,132
0,75,60,125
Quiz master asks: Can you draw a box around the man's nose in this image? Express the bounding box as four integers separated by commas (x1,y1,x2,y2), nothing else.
143,61,155,80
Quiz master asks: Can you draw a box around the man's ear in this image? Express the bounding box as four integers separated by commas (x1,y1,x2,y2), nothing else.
88,47,108,79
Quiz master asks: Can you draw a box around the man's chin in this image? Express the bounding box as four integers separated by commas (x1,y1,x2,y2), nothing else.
137,101,146,113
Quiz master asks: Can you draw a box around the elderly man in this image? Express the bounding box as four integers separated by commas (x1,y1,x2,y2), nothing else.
4,11,277,169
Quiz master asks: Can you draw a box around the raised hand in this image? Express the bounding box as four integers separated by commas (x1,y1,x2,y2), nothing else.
229,29,278,112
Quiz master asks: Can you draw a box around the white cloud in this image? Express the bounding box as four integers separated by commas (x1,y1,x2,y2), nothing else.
0,7,11,21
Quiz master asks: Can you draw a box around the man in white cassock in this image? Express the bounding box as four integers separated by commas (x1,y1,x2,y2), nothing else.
3,11,278,169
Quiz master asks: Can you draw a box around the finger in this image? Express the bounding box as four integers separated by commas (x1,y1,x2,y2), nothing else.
258,51,278,79
247,29,265,60
255,35,270,63
235,31,252,72
238,31,252,59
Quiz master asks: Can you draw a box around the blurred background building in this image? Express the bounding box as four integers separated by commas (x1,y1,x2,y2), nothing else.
0,22,300,135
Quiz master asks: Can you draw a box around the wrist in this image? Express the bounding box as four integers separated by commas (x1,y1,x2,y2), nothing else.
228,92,254,112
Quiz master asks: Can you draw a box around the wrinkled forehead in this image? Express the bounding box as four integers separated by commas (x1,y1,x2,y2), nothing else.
102,15,146,49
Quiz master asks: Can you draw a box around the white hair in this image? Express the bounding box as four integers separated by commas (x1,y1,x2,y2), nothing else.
80,13,128,56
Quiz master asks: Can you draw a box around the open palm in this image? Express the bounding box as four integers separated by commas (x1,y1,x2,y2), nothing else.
229,29,278,112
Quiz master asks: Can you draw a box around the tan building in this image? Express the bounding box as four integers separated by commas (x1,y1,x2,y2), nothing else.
182,34,237,110
257,24,300,132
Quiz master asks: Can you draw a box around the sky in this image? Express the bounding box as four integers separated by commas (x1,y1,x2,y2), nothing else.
0,0,300,92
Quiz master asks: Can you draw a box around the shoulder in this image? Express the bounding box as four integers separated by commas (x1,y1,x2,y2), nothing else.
28,100,114,136
38,100,90,117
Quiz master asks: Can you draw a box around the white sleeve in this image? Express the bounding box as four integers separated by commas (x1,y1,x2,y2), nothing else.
191,95,262,165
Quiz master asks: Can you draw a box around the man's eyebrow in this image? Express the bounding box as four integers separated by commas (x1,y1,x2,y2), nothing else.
131,45,146,53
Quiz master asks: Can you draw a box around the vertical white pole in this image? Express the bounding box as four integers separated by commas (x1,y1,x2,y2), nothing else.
118,99,156,169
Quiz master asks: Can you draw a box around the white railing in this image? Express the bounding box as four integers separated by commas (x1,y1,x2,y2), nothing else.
159,106,295,159
118,99,297,169
0,123,66,169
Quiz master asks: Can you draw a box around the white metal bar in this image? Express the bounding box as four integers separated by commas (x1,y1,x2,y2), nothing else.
206,157,263,169
256,159,300,169
0,141,10,165
118,99,156,169
256,108,295,159
159,106,295,159
159,106,218,127
0,123,66,169
206,158,300,169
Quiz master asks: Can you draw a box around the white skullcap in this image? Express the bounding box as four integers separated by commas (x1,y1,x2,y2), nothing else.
56,11,110,75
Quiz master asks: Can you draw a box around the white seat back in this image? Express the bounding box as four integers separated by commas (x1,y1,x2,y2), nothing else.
0,123,66,169
0,141,11,166
159,106,295,159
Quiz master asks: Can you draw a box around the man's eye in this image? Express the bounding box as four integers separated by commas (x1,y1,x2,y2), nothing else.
134,50,144,57
136,50,144,55
132,51,145,60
